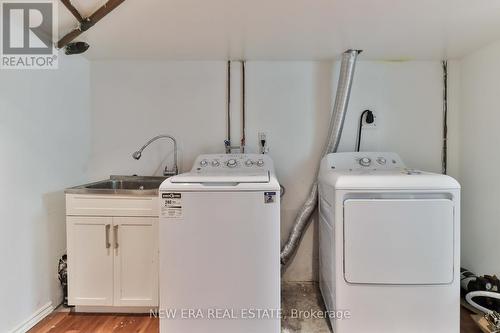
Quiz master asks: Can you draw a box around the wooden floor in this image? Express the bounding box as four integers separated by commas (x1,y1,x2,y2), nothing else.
29,312,158,333
461,307,483,333
30,307,483,333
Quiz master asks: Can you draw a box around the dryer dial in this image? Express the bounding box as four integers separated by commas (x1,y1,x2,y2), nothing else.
359,157,371,167
227,159,238,168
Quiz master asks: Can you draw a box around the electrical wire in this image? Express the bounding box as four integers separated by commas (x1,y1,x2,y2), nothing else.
356,109,373,152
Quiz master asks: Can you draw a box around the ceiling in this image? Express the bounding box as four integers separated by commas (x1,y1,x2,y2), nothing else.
57,0,500,60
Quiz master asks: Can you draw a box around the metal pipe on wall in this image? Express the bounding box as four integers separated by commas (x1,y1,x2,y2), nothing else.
226,60,232,153
442,60,448,175
280,49,362,269
225,60,247,153
241,60,246,150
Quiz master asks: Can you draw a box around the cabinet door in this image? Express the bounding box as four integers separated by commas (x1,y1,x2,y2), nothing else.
67,216,114,306
113,217,158,306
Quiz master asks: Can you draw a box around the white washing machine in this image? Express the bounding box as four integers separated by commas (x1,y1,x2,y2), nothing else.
159,154,281,333
318,152,460,333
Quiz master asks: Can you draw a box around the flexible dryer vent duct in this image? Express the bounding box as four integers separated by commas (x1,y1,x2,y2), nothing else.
280,49,362,269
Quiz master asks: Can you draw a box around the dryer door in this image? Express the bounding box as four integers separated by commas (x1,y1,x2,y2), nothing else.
343,198,454,285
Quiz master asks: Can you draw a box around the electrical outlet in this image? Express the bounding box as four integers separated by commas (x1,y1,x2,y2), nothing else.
258,132,269,153
362,111,377,128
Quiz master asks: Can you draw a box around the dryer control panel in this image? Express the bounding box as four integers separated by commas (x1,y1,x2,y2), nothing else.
325,152,406,170
192,154,274,171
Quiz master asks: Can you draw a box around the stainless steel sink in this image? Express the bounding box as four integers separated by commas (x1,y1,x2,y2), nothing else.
66,175,168,196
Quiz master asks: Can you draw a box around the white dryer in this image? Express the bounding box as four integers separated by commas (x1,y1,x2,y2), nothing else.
159,154,281,333
318,152,460,333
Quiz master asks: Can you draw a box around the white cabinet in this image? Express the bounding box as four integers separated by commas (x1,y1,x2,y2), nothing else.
67,216,114,306
113,217,158,306
66,194,159,309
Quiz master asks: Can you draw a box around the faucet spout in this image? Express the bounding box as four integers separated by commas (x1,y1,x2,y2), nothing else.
132,135,179,176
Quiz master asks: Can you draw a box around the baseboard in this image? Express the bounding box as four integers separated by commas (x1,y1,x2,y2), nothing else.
75,305,157,314
10,302,54,333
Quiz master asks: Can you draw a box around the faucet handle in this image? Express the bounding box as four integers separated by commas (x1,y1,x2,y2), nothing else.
163,165,178,177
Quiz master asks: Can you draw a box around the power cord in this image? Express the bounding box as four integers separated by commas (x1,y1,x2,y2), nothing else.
356,109,374,152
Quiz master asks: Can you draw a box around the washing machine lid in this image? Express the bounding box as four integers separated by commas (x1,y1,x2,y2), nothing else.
170,169,270,184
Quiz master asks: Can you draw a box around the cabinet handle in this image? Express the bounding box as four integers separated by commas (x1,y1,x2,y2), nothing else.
113,225,119,249
105,224,111,249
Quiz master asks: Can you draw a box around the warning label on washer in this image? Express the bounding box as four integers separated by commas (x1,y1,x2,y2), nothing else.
161,193,182,218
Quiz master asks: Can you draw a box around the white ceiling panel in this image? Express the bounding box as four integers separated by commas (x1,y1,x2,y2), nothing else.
56,0,500,60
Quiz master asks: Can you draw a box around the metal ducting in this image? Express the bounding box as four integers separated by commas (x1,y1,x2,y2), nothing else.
280,49,362,269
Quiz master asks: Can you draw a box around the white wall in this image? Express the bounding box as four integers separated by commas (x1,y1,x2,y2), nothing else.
451,40,500,277
88,61,227,180
338,61,443,172
89,59,444,282
0,56,91,332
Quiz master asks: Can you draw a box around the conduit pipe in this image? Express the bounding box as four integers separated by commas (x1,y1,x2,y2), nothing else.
226,60,231,151
241,60,246,150
442,60,448,174
280,49,362,269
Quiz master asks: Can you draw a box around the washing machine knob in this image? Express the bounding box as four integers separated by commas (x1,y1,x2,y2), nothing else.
227,159,238,168
256,159,265,167
359,157,371,167
200,159,209,167
211,160,220,167
245,159,254,167
376,157,387,165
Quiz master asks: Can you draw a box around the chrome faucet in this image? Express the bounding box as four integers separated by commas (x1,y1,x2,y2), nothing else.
132,135,179,177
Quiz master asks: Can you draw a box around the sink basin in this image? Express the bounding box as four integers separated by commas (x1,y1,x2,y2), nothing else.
66,175,168,196
86,179,162,190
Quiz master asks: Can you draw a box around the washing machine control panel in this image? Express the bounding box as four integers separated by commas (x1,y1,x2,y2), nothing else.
326,152,406,170
194,154,272,171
